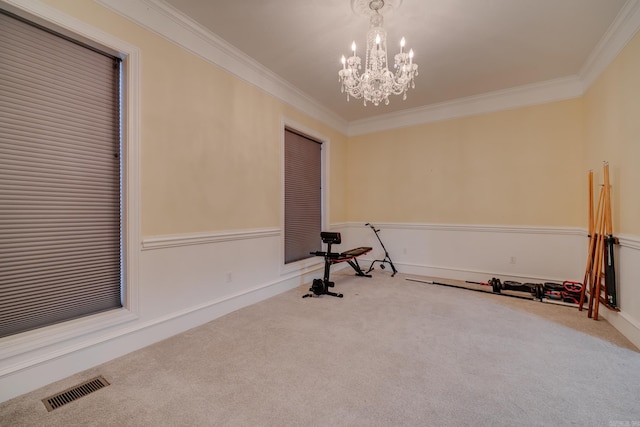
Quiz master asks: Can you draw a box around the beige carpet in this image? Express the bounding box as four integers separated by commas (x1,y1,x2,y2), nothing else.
2,272,639,426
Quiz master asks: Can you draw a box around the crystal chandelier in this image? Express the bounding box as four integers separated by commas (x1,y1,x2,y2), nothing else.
339,0,418,106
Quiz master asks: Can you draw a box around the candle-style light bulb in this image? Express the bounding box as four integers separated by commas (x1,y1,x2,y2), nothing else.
351,41,357,56
409,48,414,64
341,55,346,70
400,37,406,53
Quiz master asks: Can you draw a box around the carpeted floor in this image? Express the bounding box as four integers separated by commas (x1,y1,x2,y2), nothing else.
2,272,639,426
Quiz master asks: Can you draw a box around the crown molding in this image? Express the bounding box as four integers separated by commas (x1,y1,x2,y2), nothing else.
346,76,584,136
579,0,640,89
347,0,640,135
95,0,349,135
98,0,640,137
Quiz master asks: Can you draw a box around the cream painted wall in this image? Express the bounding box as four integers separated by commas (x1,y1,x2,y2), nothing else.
39,0,348,237
582,28,640,343
347,99,585,227
584,29,640,237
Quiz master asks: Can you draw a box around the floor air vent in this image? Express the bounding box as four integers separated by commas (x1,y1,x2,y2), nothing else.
42,376,110,412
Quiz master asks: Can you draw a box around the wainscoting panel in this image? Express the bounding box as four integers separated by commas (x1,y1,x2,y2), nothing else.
344,223,587,283
599,236,640,349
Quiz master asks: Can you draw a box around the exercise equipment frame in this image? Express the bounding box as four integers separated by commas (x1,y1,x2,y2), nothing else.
364,223,397,277
303,232,372,298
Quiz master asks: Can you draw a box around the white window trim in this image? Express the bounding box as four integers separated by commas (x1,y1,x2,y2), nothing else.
0,0,140,360
280,118,330,276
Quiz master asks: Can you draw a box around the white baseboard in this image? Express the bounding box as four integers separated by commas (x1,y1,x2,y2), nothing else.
599,238,640,349
390,261,567,284
600,310,640,350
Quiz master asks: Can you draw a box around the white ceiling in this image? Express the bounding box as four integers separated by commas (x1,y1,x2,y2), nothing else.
162,0,629,122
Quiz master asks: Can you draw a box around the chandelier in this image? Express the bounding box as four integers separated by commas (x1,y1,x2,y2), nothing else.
338,0,418,106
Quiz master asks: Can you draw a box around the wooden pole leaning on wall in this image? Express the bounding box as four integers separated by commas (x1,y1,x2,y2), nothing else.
588,181,606,318
600,163,619,315
578,171,598,312
590,192,606,319
578,163,620,320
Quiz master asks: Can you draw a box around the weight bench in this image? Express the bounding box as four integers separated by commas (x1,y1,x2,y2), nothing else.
303,232,372,298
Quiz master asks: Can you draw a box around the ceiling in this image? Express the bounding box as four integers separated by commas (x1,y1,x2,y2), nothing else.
162,0,629,123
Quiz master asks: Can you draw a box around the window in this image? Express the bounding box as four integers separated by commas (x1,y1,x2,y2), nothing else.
0,10,123,337
284,128,323,264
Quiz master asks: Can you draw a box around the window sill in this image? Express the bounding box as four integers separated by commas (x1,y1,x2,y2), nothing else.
0,308,138,365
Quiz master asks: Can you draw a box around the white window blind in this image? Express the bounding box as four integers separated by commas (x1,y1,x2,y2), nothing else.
284,128,322,264
0,10,122,338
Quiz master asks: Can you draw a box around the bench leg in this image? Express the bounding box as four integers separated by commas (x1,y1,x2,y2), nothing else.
347,258,372,277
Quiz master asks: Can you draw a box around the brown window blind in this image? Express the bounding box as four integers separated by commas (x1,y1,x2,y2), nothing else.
284,128,322,264
0,10,122,338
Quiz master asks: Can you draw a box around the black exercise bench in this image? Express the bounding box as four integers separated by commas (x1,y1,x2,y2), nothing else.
303,232,372,298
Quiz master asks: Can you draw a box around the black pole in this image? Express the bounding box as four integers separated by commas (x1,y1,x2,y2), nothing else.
604,235,617,308
365,223,398,276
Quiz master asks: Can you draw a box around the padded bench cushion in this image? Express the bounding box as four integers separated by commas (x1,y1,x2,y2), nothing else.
333,246,372,262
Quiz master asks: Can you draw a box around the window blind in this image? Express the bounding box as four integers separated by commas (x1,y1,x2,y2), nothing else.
284,128,322,264
0,11,122,337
